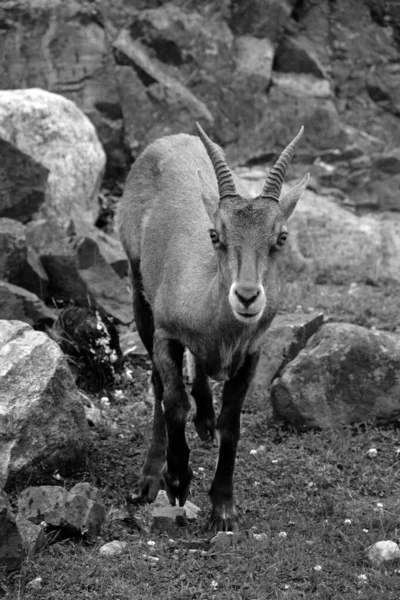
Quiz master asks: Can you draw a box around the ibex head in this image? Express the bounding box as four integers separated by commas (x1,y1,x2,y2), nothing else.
196,123,309,324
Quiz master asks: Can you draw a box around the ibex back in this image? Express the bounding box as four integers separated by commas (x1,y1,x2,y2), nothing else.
118,124,309,531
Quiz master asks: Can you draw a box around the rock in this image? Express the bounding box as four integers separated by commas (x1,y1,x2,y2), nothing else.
274,35,328,78
281,189,400,285
184,500,201,522
26,577,43,590
229,0,292,42
114,27,214,156
99,540,128,557
151,506,187,535
65,482,106,537
367,540,400,566
271,323,400,429
0,88,106,228
40,236,132,324
17,483,106,539
250,311,324,420
15,516,46,555
0,320,88,489
0,0,127,175
0,138,48,222
72,220,129,278
0,218,49,298
0,490,24,571
210,531,235,548
0,218,26,283
0,282,55,325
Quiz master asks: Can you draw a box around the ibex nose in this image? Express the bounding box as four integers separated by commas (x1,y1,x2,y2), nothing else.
234,285,260,308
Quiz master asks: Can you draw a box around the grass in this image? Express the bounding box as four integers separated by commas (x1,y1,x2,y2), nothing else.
2,276,400,599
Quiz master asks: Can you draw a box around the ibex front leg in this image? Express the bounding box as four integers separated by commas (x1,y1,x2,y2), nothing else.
210,352,260,532
154,331,193,506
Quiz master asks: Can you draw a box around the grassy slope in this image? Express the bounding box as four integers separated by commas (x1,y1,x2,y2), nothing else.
3,279,400,599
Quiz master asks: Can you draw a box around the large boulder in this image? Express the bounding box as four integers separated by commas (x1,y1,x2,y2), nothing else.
0,88,106,228
251,311,324,418
0,282,55,325
0,0,127,174
0,490,24,571
280,189,400,285
0,138,48,223
0,320,89,490
271,322,400,428
0,218,48,298
39,235,132,324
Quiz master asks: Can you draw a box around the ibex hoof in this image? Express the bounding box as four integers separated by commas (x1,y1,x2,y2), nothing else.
194,416,216,442
138,473,164,503
163,466,193,507
210,505,239,533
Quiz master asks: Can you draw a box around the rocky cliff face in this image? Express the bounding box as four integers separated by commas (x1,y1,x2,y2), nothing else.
0,0,399,209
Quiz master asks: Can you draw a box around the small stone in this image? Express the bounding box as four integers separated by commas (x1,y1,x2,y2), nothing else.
183,500,201,521
26,577,43,590
99,540,128,557
367,541,400,565
151,506,187,535
210,531,234,548
253,533,268,542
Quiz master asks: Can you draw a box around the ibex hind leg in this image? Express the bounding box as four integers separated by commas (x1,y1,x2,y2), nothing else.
191,359,216,442
130,260,166,502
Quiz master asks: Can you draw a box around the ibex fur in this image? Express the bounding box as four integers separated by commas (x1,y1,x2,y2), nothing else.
118,124,309,532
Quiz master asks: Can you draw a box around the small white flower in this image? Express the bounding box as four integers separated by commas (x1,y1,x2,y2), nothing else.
284,584,290,590
344,519,352,525
278,531,287,539
357,574,367,582
254,481,260,486
376,502,383,508
396,448,400,454
114,390,124,399
198,467,205,472
288,521,295,526
211,580,218,588
168,539,174,543
100,396,109,404
250,449,257,455
367,448,378,458
147,540,155,546
271,459,278,464
314,565,322,572
363,528,369,533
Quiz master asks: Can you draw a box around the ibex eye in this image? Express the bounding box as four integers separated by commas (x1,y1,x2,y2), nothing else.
209,229,219,245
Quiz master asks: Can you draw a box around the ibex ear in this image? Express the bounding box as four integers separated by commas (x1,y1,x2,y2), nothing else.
280,173,310,219
197,168,219,222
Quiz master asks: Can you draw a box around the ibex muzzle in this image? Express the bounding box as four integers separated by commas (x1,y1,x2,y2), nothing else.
118,123,309,532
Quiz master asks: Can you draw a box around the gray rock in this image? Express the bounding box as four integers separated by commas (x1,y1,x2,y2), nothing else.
281,189,400,285
0,490,24,571
151,506,187,534
229,0,292,42
0,281,55,325
15,516,46,555
271,323,400,429
274,35,328,78
250,311,324,420
0,218,49,298
0,218,27,283
0,320,88,489
0,0,126,174
99,541,128,557
0,138,48,223
40,236,132,324
17,482,106,539
0,89,106,228
367,541,400,566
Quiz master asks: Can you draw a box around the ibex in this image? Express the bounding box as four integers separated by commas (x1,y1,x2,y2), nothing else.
118,124,309,532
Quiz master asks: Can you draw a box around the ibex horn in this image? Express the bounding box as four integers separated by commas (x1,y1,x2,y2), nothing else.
261,126,304,202
196,122,238,201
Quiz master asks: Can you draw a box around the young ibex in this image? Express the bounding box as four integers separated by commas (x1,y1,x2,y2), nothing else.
118,124,309,531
